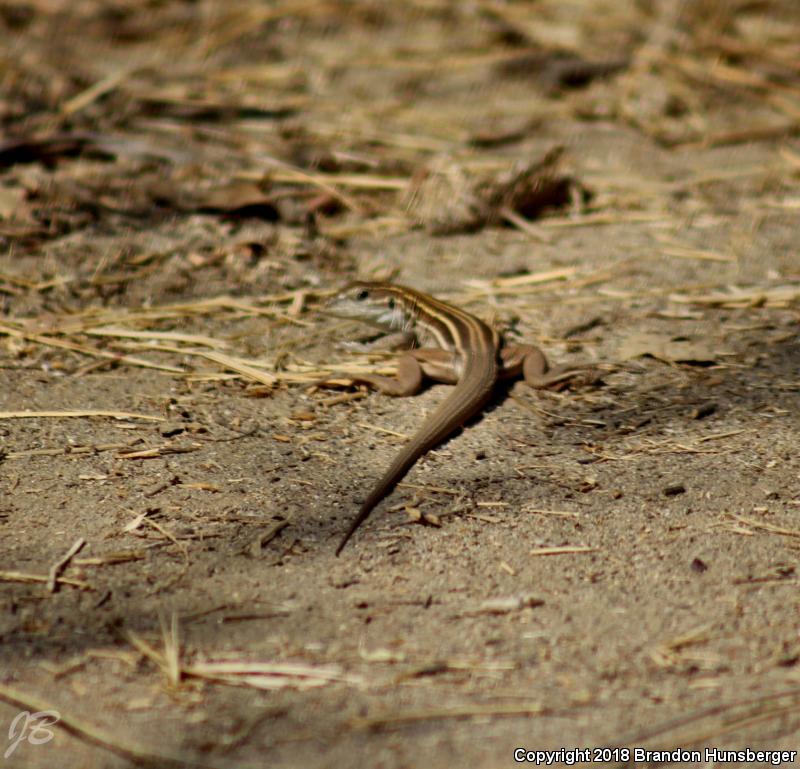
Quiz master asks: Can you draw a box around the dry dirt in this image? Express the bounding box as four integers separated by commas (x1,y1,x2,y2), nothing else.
1,2,799,768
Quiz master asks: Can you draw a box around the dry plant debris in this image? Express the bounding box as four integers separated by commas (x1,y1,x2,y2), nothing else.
1,1,799,767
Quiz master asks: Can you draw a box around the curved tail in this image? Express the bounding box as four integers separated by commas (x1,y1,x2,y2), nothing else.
336,356,496,555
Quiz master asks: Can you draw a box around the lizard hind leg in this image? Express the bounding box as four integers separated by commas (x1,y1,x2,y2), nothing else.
502,344,585,388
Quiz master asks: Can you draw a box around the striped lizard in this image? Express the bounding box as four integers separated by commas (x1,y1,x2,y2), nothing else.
327,281,578,554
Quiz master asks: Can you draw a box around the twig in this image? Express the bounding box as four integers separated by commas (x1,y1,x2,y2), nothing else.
529,546,595,556
47,538,86,593
249,519,291,555
143,519,189,561
5,442,138,460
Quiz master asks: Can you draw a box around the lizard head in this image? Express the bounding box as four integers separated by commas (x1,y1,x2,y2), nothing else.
325,281,413,331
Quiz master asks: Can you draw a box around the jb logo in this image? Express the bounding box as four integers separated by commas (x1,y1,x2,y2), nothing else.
5,710,59,760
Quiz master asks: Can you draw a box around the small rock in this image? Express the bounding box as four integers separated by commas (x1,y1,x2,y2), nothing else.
159,422,185,437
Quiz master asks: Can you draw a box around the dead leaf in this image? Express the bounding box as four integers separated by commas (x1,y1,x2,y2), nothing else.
406,147,579,235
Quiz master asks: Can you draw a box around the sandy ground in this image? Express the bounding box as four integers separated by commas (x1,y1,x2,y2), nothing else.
0,2,799,768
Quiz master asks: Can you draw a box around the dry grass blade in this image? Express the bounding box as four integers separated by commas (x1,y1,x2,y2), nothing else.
609,688,800,767
144,519,189,562
0,324,184,373
728,514,800,539
469,594,544,615
524,508,581,518
260,156,363,212
194,350,277,386
0,410,164,421
0,570,92,590
185,660,363,690
0,290,345,388
85,327,228,348
539,211,665,228
529,546,595,556
396,482,461,496
355,422,410,439
670,285,800,308
117,444,201,459
256,169,409,190
4,442,136,460
650,624,715,668
696,430,747,443
162,612,181,687
351,701,544,730
660,245,736,263
73,551,145,566
3,4,799,762
126,630,166,669
2,291,314,332
463,267,578,291
127,629,361,691
60,65,140,116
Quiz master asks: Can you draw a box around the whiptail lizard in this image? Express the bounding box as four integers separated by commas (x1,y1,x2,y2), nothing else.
327,281,578,554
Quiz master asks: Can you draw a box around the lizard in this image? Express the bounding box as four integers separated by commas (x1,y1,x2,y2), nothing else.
326,281,579,554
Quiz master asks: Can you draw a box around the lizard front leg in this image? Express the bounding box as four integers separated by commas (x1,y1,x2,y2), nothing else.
347,348,459,397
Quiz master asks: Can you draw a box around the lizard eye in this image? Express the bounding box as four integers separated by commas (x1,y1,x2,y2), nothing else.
387,298,396,309
356,289,369,301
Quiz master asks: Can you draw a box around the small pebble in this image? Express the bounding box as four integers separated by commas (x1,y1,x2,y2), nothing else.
690,402,717,420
